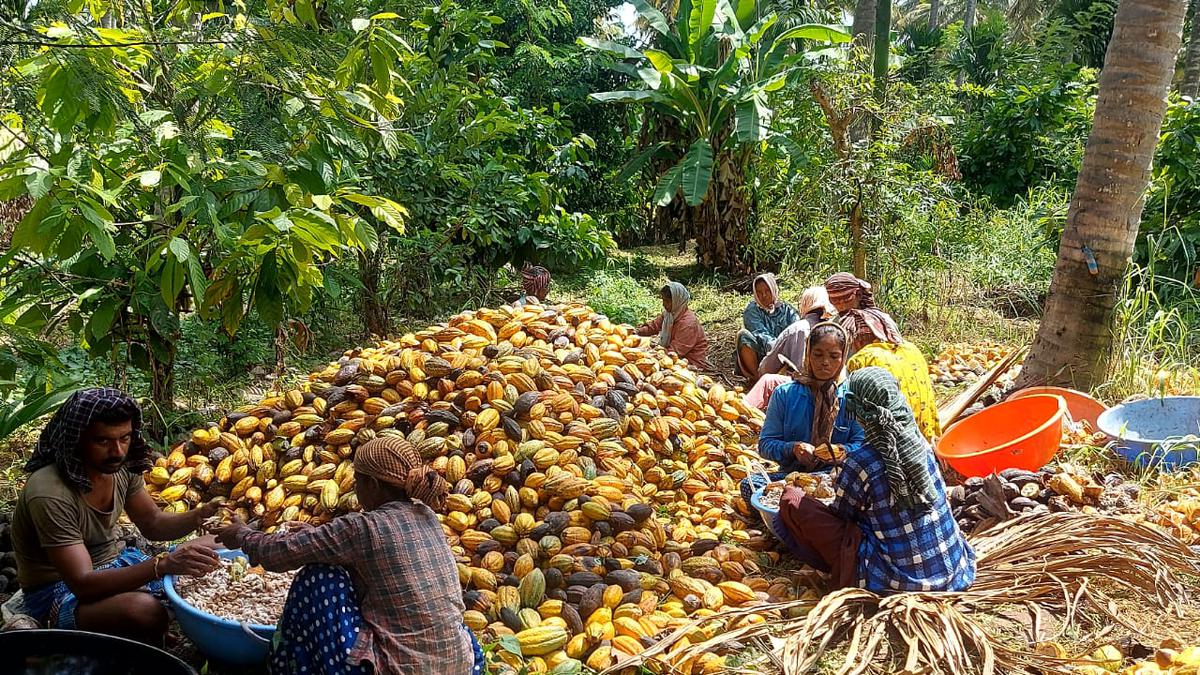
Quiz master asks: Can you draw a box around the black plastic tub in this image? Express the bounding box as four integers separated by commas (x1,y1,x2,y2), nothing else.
0,629,197,675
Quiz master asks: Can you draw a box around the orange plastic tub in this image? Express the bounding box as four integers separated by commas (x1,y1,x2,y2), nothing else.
936,395,1066,477
1010,386,1107,429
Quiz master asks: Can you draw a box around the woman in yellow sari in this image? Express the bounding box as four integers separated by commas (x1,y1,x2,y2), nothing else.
838,310,941,441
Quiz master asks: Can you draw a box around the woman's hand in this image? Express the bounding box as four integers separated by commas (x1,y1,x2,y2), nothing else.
214,519,252,551
161,546,220,577
792,442,815,461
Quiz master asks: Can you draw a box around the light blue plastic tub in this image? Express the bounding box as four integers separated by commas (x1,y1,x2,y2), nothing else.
749,484,780,531
163,549,275,665
1097,396,1200,470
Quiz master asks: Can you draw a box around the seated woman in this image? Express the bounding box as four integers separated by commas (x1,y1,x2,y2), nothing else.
777,368,975,592
736,273,800,381
217,437,481,675
745,287,835,410
514,263,551,307
740,323,864,509
635,282,710,370
839,309,941,440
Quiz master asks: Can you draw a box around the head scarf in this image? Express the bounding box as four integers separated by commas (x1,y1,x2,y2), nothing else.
354,436,449,510
521,263,551,301
797,286,835,321
25,387,152,493
752,273,780,312
839,308,903,351
845,367,938,510
792,322,850,448
659,281,691,345
824,273,876,309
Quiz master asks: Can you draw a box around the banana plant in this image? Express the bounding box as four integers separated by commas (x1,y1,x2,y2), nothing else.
582,0,848,272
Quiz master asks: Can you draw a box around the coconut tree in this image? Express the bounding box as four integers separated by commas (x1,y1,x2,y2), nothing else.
583,0,849,273
854,0,878,47
1016,0,1187,391
1183,0,1200,97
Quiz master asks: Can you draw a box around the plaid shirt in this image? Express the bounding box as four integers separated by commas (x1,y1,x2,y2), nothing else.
238,501,471,675
833,442,976,593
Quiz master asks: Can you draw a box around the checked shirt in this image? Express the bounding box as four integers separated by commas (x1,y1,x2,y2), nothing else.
833,441,976,593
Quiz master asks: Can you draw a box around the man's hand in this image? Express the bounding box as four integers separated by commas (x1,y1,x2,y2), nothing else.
177,534,220,551
192,498,225,530
161,546,220,577
792,442,815,461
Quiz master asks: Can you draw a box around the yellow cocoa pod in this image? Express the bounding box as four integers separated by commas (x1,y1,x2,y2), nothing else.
147,466,171,486
603,584,623,609
320,480,340,511
515,626,568,657
475,408,500,433
266,485,286,511
159,485,188,503
585,645,613,671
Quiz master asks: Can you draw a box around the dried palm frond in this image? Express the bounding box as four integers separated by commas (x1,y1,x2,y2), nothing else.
605,512,1200,675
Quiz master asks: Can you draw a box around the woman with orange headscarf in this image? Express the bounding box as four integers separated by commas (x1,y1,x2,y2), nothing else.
217,437,481,675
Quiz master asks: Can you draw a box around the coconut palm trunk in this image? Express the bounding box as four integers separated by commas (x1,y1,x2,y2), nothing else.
853,0,878,49
929,0,941,28
1182,0,1200,97
1016,0,1188,391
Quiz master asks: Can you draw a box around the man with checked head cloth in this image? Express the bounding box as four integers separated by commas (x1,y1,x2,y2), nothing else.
10,388,221,643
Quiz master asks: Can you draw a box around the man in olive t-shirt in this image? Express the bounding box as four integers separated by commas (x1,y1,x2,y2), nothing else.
10,388,221,645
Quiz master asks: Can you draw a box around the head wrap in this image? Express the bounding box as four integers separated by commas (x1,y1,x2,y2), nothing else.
521,263,551,301
845,367,938,510
354,436,449,510
824,273,877,309
752,273,780,312
25,387,152,493
658,281,691,346
792,322,850,448
797,286,835,321
838,308,903,351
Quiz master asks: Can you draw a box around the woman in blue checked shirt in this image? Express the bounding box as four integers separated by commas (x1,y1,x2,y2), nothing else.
777,367,976,593
217,437,483,675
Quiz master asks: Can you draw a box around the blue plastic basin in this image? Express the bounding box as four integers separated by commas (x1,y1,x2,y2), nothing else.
1097,396,1200,470
164,549,276,665
749,484,780,531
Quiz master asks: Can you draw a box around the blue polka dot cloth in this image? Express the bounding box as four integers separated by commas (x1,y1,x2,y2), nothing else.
269,564,484,675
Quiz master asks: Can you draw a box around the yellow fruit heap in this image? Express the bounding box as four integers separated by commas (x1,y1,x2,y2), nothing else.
1145,487,1200,545
929,342,1018,388
149,303,805,674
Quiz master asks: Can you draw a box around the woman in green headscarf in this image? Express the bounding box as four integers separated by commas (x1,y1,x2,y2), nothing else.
777,367,974,593
635,282,710,369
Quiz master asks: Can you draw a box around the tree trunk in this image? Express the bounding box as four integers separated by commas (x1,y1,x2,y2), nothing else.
873,0,892,104
147,336,176,441
274,323,288,379
850,196,867,279
1182,0,1200,97
1016,0,1187,391
853,0,877,50
955,0,978,87
929,0,941,29
692,148,752,274
358,248,389,337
